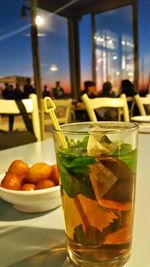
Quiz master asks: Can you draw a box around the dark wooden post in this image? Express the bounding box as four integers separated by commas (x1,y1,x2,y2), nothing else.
68,18,81,101
30,0,43,139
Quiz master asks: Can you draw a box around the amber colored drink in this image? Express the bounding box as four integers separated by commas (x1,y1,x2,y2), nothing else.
53,122,138,267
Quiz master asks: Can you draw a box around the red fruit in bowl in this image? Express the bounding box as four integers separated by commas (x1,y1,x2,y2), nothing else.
28,162,52,183
1,173,22,190
50,164,60,185
8,160,29,179
36,179,55,189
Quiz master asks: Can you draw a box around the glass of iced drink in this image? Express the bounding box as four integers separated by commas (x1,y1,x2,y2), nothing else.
53,122,138,267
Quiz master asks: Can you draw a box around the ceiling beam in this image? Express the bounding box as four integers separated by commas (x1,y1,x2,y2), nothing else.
38,0,133,18
80,0,133,15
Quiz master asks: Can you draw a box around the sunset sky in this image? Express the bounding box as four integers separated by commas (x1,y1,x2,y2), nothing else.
0,0,150,93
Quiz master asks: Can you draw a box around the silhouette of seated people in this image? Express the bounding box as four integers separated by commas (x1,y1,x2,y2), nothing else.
120,79,138,116
100,81,115,97
14,83,24,100
139,89,149,97
23,78,36,98
81,80,97,98
43,85,50,98
52,81,65,99
120,79,136,97
2,83,16,131
96,81,117,121
2,83,14,99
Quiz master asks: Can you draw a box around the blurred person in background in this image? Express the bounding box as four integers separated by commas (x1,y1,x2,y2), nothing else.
23,78,36,98
120,79,138,116
2,83,15,131
97,81,117,121
2,83,14,99
43,85,50,98
81,80,97,98
100,81,115,97
14,83,24,100
120,79,136,97
52,81,65,99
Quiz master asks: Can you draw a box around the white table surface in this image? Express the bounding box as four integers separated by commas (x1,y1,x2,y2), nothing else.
0,135,150,267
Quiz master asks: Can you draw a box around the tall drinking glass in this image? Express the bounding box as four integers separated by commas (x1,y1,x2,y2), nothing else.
53,122,138,267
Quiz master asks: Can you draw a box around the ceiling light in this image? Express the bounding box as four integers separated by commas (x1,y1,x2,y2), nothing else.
49,64,58,72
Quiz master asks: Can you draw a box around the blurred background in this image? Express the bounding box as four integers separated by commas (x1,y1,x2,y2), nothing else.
0,0,149,98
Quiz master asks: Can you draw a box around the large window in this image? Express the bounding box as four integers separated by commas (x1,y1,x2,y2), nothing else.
37,9,70,95
0,2,71,96
0,0,33,89
95,6,134,95
1,1,150,98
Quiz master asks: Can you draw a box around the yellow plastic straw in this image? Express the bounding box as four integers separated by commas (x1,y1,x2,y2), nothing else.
44,97,90,229
43,97,68,148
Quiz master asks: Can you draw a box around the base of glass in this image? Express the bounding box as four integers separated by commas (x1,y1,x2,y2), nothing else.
68,249,130,267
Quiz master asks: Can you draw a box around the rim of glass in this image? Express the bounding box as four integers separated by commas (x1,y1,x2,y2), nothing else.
53,121,138,134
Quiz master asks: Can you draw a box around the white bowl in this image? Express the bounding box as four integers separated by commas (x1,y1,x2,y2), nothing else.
0,175,61,213
131,115,150,123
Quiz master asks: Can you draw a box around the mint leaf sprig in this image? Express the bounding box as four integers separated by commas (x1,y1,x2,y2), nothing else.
57,151,96,199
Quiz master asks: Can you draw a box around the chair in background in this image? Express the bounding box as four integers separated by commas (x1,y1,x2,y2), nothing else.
41,98,73,138
126,96,135,117
133,94,150,116
81,93,130,122
0,94,41,141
